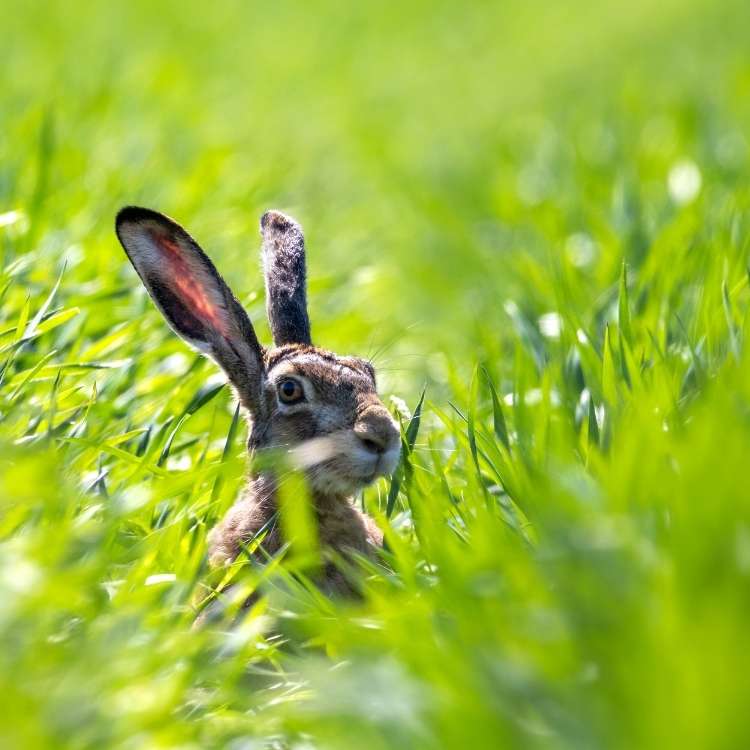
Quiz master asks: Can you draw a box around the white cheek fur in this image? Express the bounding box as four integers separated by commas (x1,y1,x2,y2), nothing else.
289,430,399,488
381,445,401,475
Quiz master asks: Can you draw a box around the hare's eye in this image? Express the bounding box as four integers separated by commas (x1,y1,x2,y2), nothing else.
277,378,305,404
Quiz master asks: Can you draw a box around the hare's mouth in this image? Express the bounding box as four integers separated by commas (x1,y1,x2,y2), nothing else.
374,445,401,478
352,438,401,482
356,468,380,487
302,454,394,496
351,454,399,490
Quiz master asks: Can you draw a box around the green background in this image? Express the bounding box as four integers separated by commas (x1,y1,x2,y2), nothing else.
2,1,750,747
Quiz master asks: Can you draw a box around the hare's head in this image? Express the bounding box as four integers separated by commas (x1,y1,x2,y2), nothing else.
115,207,400,496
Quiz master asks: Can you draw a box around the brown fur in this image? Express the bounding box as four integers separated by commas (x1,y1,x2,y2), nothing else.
115,207,400,603
208,474,383,597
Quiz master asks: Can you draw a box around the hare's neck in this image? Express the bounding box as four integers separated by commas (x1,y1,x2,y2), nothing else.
311,487,356,514
253,471,353,513
248,472,377,557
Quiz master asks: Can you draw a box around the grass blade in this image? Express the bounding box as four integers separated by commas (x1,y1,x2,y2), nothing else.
722,279,740,361
211,402,242,502
386,388,426,518
618,260,632,346
481,366,510,450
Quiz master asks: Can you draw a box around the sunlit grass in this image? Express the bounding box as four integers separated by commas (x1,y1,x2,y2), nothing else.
2,0,750,747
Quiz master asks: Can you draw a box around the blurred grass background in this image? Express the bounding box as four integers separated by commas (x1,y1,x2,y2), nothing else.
2,0,750,747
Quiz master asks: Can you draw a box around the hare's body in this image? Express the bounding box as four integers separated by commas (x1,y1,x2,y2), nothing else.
209,475,383,596
115,207,398,599
209,473,384,564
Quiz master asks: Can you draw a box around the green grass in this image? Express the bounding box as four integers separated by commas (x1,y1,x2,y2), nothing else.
3,0,750,747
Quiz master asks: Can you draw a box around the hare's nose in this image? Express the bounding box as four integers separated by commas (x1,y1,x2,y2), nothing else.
354,409,399,455
358,432,387,455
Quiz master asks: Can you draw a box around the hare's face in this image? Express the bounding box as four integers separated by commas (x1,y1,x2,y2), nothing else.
116,206,401,498
263,346,400,495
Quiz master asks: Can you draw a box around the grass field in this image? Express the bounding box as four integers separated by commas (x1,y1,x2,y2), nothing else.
2,1,750,747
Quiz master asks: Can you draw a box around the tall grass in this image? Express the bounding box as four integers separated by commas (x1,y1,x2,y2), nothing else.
2,0,750,747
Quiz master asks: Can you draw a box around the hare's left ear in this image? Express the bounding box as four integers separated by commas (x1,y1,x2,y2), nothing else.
260,210,312,346
115,206,266,414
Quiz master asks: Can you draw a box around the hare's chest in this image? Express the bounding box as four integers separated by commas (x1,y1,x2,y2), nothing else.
316,502,382,557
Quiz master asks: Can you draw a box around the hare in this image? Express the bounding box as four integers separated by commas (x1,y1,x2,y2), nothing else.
115,207,400,598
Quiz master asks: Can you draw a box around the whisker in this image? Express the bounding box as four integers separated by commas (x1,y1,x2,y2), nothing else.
368,322,422,365
377,368,426,376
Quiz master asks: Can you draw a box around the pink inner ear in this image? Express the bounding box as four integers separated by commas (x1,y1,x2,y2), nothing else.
151,230,230,338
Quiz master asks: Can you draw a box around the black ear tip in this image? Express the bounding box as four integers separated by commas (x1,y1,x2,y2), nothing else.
260,210,286,231
116,206,147,235
115,206,170,232
260,209,301,235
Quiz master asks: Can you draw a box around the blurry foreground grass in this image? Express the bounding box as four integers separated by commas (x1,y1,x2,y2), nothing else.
2,1,750,748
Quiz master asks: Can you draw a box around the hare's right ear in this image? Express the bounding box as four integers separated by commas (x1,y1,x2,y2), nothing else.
260,210,312,346
115,206,265,413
